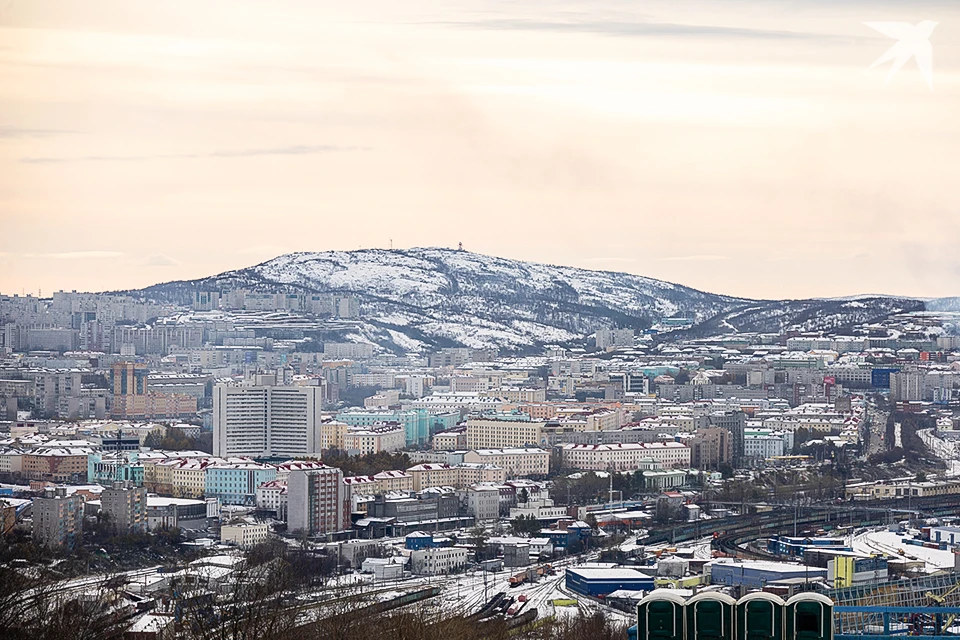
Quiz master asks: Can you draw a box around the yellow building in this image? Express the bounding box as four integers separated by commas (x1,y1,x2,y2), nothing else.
317,419,349,451
407,463,460,491
463,448,549,477
465,418,546,449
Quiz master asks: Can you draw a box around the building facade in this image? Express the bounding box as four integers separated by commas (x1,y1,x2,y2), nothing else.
205,461,277,506
100,482,148,533
342,423,405,455
560,442,691,471
465,418,546,449
213,382,325,458
221,523,269,548
462,448,549,477
287,466,350,535
411,547,468,575
33,486,84,548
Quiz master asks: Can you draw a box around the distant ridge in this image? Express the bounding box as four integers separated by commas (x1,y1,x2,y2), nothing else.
135,247,926,353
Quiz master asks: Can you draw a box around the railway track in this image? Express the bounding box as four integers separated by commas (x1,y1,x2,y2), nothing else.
642,494,960,559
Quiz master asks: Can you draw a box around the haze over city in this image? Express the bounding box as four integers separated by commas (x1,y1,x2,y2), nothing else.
3,0,960,299
8,3,960,640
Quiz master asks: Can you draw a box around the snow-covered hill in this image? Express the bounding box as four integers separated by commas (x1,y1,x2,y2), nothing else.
137,248,925,353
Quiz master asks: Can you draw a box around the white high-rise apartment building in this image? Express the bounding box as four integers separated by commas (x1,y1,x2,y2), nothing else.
213,383,325,458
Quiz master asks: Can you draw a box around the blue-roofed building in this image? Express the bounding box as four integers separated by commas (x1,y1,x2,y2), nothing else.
707,559,827,588
565,567,655,597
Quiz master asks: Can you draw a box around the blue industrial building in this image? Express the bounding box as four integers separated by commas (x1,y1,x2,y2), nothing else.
708,559,826,589
540,524,592,551
405,531,438,550
871,368,900,389
768,535,849,557
540,529,573,549
565,567,654,597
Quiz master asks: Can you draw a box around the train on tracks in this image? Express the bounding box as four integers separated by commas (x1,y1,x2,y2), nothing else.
509,564,555,587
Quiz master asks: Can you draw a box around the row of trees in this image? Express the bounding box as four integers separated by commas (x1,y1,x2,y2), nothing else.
143,429,212,453
550,468,706,506
316,450,412,477
1,510,188,578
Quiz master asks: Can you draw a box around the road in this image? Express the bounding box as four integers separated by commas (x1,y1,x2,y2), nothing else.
863,404,889,458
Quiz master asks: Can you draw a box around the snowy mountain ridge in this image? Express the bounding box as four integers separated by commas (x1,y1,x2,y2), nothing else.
138,248,925,353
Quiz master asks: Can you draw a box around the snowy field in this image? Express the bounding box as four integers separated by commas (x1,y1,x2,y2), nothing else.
427,556,633,622
852,528,956,572
919,428,960,477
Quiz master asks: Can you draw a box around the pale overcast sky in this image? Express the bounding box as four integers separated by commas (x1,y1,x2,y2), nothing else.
1,0,958,299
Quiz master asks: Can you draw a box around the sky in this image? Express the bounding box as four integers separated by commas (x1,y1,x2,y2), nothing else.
1,0,959,300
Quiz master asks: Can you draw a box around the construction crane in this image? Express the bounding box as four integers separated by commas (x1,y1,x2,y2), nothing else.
926,580,960,633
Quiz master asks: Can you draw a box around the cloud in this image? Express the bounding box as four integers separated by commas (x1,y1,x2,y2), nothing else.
656,254,729,262
22,251,125,259
0,126,76,138
436,19,861,43
19,144,363,164
146,254,178,267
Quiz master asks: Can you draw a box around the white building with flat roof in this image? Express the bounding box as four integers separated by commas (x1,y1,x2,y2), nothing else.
411,546,468,575
221,523,269,548
213,382,325,458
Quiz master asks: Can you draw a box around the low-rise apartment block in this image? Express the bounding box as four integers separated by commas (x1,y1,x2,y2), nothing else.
465,418,546,449
462,448,549,477
411,546,468,575
221,522,269,548
342,423,405,455
560,442,691,471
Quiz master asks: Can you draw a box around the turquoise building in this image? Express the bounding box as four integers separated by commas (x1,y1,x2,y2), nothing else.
205,462,276,506
88,452,144,486
336,409,458,446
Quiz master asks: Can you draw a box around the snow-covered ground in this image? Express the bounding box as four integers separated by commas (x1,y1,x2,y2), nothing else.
644,535,714,560
918,428,960,477
852,528,956,572
426,556,633,623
